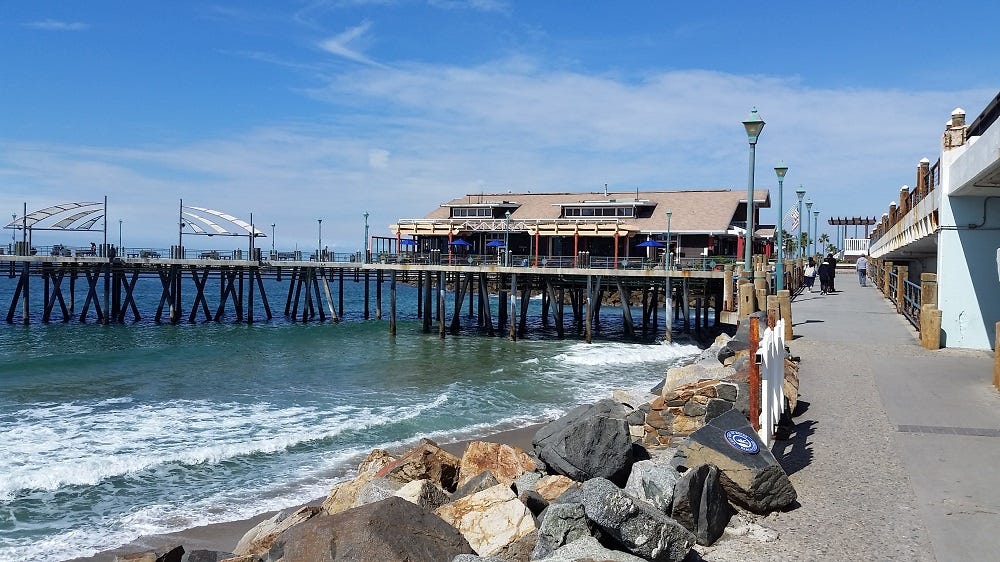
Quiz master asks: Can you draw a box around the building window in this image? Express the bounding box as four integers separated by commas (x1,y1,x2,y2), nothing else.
563,207,633,218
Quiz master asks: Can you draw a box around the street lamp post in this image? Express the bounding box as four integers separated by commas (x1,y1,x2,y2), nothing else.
813,210,820,257
805,200,813,259
118,219,123,250
504,211,511,267
795,188,806,259
363,211,370,264
271,223,276,256
742,107,765,280
665,209,672,269
774,162,788,290
318,218,322,261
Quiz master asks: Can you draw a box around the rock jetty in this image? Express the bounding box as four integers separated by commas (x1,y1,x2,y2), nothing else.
116,330,800,562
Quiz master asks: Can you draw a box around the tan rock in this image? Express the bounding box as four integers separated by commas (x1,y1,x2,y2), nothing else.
376,438,461,491
322,448,400,515
322,477,368,515
457,441,537,488
394,478,451,510
232,505,321,557
671,414,704,435
435,483,536,556
644,409,670,430
650,395,666,410
535,475,577,503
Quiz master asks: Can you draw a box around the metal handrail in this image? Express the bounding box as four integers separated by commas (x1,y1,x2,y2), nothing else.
902,278,922,329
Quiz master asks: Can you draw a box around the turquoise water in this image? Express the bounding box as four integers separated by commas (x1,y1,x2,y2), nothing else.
0,273,698,561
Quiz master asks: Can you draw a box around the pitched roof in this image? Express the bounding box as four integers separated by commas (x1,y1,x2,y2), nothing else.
420,189,770,234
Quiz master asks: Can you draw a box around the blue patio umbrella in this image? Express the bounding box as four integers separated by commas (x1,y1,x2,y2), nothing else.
485,240,505,247
399,239,418,246
449,239,472,246
636,240,665,248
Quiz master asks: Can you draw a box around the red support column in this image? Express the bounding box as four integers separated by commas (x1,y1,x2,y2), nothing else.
534,230,540,266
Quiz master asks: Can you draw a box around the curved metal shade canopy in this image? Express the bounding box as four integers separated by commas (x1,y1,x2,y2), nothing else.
181,205,266,237
5,201,104,230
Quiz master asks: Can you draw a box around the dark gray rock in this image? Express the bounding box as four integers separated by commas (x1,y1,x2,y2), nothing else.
715,382,739,402
717,312,766,363
521,489,548,516
452,555,502,562
581,477,695,562
670,464,731,546
678,409,796,514
705,398,733,422
626,408,647,426
682,400,707,417
155,546,184,562
531,502,594,560
492,529,537,562
512,471,542,497
180,551,234,562
533,399,635,485
270,496,473,561
536,536,647,561
624,459,679,515
453,470,501,500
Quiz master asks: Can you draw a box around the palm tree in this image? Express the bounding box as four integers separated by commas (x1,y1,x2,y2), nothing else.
818,234,830,255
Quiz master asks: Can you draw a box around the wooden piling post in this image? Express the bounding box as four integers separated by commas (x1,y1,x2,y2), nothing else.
509,273,517,341
737,281,754,319
920,304,942,350
585,275,592,344
389,270,396,336
895,265,908,313
723,265,734,311
777,289,792,340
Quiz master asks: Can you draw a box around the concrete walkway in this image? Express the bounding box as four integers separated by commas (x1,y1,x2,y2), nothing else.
697,272,999,561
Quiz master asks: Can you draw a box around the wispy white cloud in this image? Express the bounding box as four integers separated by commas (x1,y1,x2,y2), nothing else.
428,0,509,13
318,20,389,68
22,19,89,31
2,58,992,249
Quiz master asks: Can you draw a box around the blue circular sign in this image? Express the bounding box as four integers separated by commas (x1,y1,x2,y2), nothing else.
725,430,759,454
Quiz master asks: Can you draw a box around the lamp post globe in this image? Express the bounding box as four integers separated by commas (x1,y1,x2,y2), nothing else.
742,107,765,280
774,162,788,290
795,188,806,259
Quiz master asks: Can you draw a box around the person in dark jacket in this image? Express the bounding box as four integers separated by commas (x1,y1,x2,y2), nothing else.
817,255,835,295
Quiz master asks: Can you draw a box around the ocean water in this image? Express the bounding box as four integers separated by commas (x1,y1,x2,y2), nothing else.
0,272,699,561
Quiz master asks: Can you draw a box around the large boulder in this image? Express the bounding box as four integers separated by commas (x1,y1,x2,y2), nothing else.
376,438,462,491
669,464,731,546
394,478,451,510
533,399,636,485
457,441,538,488
717,312,765,364
232,506,321,558
180,551,233,562
581,478,695,562
535,536,648,562
535,475,578,504
453,470,502,501
321,449,397,515
624,459,680,515
271,496,472,561
435,483,536,557
530,502,594,560
676,409,796,513
355,476,405,506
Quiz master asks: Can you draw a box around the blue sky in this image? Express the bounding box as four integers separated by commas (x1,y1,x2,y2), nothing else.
2,1,998,250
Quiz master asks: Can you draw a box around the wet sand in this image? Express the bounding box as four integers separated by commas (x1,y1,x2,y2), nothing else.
68,423,543,562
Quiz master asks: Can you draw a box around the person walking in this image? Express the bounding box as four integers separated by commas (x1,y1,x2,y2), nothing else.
803,257,817,293
818,254,835,295
856,255,869,287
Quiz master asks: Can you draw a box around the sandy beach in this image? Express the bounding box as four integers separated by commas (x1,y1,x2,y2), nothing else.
68,424,543,562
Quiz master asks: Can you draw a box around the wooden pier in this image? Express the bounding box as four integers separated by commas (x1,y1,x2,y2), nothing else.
2,254,737,341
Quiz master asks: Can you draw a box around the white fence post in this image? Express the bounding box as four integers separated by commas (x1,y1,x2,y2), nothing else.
757,318,786,447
